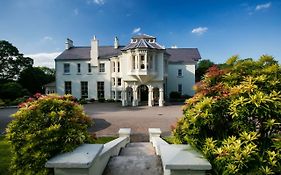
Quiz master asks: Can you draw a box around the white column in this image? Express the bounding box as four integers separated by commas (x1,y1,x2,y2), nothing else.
145,54,147,70
148,86,153,107
114,78,117,101
121,90,126,106
132,86,138,106
159,88,164,107
124,89,127,106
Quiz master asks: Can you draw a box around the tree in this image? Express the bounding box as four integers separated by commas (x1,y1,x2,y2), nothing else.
195,59,214,82
0,40,33,82
173,55,281,174
0,82,29,100
18,67,55,94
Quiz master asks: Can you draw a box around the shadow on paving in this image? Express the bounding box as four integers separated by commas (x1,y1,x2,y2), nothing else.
88,118,111,133
83,102,147,116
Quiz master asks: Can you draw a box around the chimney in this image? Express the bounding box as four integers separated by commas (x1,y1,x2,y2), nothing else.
90,35,99,66
65,38,73,50
114,36,119,49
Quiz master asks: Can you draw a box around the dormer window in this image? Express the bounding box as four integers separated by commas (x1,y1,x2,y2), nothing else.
131,39,137,43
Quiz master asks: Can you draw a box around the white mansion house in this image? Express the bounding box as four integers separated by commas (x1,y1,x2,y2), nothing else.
55,34,201,106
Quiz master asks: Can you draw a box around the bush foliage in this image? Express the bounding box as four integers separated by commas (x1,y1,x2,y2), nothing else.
6,94,92,175
173,55,281,174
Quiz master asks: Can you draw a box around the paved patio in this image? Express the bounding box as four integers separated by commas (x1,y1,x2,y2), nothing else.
0,102,184,138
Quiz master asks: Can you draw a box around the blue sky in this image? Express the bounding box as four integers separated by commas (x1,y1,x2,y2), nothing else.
0,0,280,68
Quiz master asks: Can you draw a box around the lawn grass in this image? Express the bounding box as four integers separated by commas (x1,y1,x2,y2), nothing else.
162,135,174,144
91,136,117,144
0,136,11,175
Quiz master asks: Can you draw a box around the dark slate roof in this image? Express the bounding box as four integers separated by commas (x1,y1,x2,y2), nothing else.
132,34,156,39
55,46,201,63
165,48,201,63
55,46,125,60
44,81,56,87
121,39,164,51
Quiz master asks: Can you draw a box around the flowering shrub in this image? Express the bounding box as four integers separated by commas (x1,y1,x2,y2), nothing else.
173,55,281,174
6,94,92,175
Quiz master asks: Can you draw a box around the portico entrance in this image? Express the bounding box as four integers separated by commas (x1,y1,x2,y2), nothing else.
122,83,164,107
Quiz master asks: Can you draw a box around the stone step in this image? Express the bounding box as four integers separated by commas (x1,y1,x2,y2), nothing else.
126,142,153,147
119,142,155,156
103,155,163,175
119,147,155,156
130,133,149,142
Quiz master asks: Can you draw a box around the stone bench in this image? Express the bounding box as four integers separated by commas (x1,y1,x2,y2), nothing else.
45,128,131,175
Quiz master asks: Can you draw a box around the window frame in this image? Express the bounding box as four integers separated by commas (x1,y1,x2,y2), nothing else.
64,81,72,94
117,61,120,72
64,63,70,74
117,78,122,86
88,63,92,73
112,77,115,86
77,63,81,73
99,63,105,73
97,81,104,99
117,91,122,99
80,81,88,99
113,62,115,72
178,84,182,94
178,69,183,77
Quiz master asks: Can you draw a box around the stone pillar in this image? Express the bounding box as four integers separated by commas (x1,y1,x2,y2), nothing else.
114,89,117,101
132,86,138,107
148,86,153,107
124,88,128,106
121,90,127,106
159,88,164,107
114,78,117,101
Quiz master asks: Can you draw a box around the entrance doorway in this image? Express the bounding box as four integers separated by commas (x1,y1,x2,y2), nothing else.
138,85,148,102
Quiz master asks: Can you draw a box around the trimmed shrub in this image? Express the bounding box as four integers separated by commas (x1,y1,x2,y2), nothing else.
0,98,5,106
98,98,105,103
169,91,181,99
6,94,92,175
173,55,281,174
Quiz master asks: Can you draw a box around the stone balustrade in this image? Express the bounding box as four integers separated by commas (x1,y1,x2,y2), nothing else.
45,128,131,175
148,128,212,175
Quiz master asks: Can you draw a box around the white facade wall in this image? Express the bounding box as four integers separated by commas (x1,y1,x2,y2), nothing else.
167,64,195,97
56,59,111,100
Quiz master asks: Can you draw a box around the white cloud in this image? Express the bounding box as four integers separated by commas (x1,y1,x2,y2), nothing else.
43,36,53,41
74,8,79,16
256,2,271,11
132,27,141,34
87,0,105,5
191,27,208,35
26,52,61,68
171,45,178,48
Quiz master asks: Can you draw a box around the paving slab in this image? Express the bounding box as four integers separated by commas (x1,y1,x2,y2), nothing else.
0,102,183,137
85,102,183,137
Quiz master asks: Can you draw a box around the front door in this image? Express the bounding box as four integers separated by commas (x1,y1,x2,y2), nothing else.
139,85,148,101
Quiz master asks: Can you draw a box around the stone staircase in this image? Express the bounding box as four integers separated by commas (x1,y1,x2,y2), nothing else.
103,142,163,175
